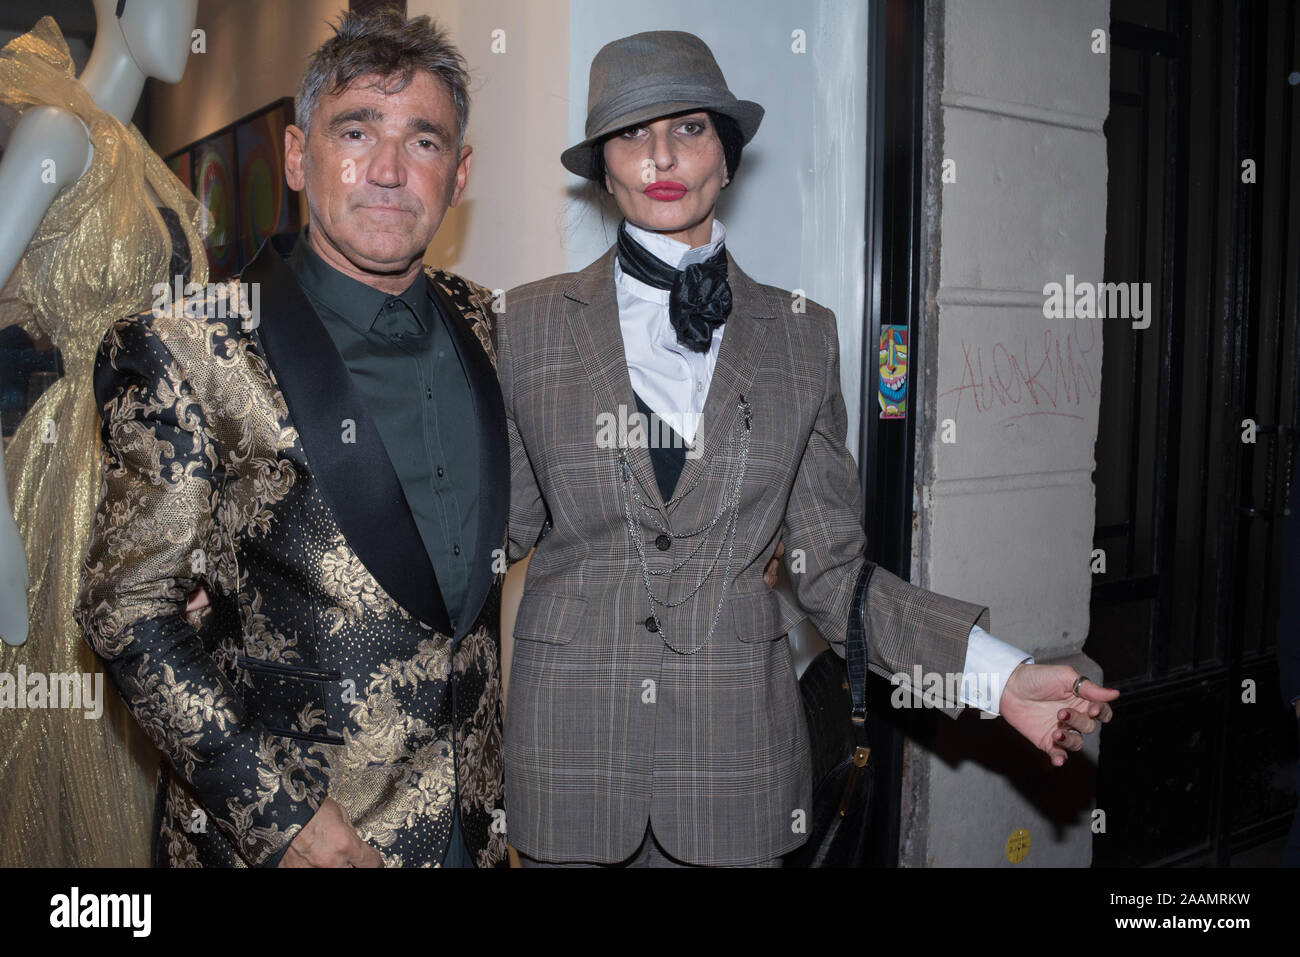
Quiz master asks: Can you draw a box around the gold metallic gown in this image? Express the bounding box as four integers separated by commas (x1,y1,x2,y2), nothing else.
0,17,209,867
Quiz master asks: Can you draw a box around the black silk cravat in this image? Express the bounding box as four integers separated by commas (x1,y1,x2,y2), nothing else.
616,221,732,353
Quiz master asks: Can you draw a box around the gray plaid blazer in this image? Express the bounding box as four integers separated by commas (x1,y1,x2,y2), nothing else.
498,246,990,865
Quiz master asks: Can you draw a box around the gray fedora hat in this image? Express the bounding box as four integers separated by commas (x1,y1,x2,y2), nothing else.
561,30,764,179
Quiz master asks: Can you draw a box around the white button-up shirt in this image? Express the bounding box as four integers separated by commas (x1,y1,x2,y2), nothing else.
614,219,1032,713
614,219,726,446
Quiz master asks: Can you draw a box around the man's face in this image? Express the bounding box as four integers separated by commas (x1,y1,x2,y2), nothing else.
285,69,471,277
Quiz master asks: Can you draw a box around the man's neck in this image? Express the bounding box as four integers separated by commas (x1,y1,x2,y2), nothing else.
305,226,425,296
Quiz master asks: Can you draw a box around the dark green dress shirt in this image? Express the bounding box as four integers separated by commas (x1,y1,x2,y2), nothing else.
286,229,479,867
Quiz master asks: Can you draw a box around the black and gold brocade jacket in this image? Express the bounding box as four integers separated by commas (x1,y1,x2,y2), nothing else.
76,234,509,868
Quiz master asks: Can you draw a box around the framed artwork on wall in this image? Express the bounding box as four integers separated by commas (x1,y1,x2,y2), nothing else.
193,129,238,278
164,97,300,280
236,102,296,264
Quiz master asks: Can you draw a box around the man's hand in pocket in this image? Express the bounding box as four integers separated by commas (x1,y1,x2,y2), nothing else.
279,797,382,868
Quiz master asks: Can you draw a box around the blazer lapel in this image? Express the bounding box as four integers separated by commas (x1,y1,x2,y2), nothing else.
242,233,452,635
663,252,775,505
562,247,669,513
427,275,508,641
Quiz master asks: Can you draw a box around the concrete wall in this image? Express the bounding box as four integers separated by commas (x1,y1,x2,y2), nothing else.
900,0,1111,867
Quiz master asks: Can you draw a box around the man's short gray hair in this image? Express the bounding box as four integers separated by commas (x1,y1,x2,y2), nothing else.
295,5,470,146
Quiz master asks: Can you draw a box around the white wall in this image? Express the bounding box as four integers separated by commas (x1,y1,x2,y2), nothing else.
409,0,571,292
564,0,871,454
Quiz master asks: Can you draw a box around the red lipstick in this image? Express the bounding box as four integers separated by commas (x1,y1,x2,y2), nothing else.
645,181,687,201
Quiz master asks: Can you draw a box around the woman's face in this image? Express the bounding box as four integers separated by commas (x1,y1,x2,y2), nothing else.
602,111,727,248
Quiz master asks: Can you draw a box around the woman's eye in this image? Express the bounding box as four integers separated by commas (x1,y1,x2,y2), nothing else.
620,127,646,139
681,122,703,134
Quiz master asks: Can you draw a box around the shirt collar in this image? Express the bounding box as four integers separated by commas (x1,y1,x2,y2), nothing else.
622,218,727,270
287,226,432,334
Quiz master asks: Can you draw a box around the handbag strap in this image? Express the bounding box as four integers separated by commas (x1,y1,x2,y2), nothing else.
846,559,878,723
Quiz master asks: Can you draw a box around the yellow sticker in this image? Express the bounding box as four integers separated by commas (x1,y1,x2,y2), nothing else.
1005,828,1030,863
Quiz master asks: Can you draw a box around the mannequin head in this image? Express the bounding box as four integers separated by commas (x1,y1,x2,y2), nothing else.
93,0,197,84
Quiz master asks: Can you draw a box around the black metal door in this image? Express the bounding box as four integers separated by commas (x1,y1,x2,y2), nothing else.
857,0,932,867
1090,0,1298,866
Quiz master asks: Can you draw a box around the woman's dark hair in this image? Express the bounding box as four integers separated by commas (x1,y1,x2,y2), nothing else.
587,110,744,188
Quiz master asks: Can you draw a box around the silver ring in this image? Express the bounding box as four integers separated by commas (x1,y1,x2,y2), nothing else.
1071,675,1090,696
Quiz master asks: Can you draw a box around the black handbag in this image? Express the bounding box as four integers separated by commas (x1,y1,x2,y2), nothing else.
785,561,876,867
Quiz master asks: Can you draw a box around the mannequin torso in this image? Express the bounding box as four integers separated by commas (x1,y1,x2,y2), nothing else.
0,0,197,646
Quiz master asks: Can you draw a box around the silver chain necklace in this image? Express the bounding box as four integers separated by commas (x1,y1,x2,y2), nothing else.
618,395,752,655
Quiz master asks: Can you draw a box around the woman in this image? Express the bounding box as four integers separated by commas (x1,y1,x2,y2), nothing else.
497,30,1117,867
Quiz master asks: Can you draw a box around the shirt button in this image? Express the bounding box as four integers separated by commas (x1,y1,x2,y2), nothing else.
655,534,672,551
644,616,658,633
437,466,445,478
696,382,703,393
453,544,461,556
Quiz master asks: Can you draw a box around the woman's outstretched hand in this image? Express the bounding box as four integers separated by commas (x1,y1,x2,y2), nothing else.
998,663,1119,767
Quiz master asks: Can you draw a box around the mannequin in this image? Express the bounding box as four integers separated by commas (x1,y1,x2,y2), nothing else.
0,0,203,866
0,0,196,646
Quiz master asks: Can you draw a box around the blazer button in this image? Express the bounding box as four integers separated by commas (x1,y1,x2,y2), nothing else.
644,616,659,633
655,533,671,551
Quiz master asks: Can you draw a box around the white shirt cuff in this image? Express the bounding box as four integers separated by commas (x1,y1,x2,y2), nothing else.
960,624,1033,716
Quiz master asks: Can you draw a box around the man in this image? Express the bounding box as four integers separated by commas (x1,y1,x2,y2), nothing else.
77,8,506,867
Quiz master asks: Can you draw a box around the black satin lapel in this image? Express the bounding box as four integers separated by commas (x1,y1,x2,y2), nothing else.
428,279,508,641
243,234,451,634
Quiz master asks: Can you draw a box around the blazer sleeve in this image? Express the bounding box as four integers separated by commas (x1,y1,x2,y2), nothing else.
75,315,323,868
497,295,549,562
780,310,990,717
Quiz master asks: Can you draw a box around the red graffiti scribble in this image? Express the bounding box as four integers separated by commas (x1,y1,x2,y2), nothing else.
939,319,1100,424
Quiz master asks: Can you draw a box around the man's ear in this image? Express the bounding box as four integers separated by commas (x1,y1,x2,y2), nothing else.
447,144,473,208
284,124,307,191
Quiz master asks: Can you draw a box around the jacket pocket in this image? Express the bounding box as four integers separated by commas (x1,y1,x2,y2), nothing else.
728,590,788,643
236,655,346,744
511,591,587,645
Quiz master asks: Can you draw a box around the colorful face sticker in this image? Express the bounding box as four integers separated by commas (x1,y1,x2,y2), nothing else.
879,325,908,420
